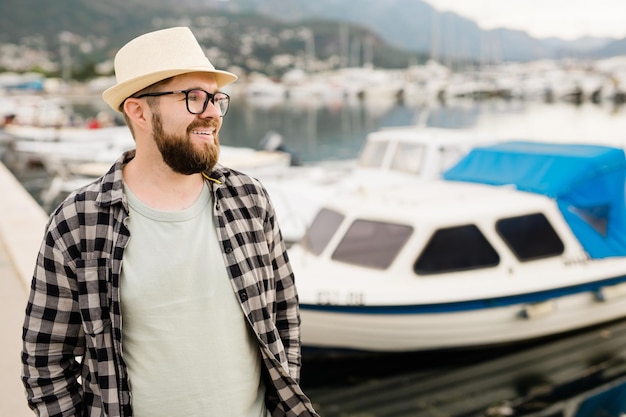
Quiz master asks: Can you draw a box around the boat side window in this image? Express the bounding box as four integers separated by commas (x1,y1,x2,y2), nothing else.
414,224,500,275
358,140,387,168
302,208,345,255
496,213,565,261
390,143,426,175
332,220,413,269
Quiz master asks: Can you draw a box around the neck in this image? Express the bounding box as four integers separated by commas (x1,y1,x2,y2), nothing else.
123,150,206,211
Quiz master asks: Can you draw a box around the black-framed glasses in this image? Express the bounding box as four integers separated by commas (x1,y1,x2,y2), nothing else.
134,89,230,116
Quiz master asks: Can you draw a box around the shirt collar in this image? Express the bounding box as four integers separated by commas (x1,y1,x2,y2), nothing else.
95,150,134,209
94,150,233,209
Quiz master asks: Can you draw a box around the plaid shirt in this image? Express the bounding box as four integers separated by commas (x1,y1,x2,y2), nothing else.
22,151,319,417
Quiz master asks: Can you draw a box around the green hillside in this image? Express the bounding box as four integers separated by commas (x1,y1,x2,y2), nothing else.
0,0,426,79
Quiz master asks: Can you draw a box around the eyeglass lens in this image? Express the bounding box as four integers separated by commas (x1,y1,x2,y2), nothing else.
187,90,229,116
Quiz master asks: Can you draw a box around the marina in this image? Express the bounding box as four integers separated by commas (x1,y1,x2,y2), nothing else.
5,1,626,413
3,88,626,415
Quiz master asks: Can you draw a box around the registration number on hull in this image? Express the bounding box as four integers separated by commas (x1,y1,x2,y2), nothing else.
315,291,365,306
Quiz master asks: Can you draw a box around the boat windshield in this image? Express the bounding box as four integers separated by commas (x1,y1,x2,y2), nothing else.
496,213,564,261
414,224,500,275
331,220,413,269
358,140,387,168
390,142,426,175
302,208,345,255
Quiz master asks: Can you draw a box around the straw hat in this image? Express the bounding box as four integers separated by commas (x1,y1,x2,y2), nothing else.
102,27,238,112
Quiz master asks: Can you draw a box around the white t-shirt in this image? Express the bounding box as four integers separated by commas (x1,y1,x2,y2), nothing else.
120,183,267,417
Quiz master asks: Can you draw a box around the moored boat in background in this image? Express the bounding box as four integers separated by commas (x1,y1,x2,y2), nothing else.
290,141,626,352
261,126,495,243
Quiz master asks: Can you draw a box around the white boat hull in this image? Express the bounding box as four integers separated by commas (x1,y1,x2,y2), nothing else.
300,279,626,351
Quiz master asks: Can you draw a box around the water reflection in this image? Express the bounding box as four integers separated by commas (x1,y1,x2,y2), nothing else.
221,97,381,162
221,96,484,163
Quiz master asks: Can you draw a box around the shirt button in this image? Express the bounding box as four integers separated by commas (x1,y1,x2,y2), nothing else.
225,246,233,254
238,290,248,302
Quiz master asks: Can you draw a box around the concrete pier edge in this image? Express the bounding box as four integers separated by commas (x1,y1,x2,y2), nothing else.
0,161,48,288
0,161,46,415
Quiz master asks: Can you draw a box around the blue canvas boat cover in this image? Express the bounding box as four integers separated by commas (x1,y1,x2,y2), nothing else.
443,141,626,259
573,378,626,416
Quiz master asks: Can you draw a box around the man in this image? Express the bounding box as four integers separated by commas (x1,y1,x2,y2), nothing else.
21,26,319,417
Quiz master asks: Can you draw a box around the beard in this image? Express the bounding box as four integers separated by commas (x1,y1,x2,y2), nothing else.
152,112,220,175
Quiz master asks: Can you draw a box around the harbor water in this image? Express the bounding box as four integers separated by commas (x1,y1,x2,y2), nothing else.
68,92,626,165
219,97,626,163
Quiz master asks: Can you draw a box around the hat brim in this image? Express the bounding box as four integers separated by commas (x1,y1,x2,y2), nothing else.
102,67,238,112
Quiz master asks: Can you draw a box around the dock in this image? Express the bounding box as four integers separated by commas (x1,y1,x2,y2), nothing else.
0,161,48,416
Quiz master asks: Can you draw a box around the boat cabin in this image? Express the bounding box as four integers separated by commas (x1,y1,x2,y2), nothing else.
356,126,494,182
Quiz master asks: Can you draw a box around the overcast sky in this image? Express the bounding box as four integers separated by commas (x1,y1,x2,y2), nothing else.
423,0,626,40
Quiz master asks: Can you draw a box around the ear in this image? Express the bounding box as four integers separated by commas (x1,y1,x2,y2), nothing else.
123,98,150,127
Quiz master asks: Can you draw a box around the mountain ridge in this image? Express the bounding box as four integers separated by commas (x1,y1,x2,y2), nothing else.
1,0,624,78
202,0,623,60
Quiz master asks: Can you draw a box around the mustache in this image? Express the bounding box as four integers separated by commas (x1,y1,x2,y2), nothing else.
187,119,219,134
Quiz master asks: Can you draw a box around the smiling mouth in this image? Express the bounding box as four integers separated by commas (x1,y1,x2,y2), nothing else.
191,129,214,136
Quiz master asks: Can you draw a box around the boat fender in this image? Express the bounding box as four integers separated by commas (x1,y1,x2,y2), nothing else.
519,300,556,319
595,282,626,302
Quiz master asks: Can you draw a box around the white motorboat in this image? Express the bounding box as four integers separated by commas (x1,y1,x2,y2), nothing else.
289,141,626,352
4,123,125,142
8,125,135,162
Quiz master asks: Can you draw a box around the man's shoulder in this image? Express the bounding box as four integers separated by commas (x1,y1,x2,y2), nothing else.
210,165,274,212
212,165,265,189
47,172,123,228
